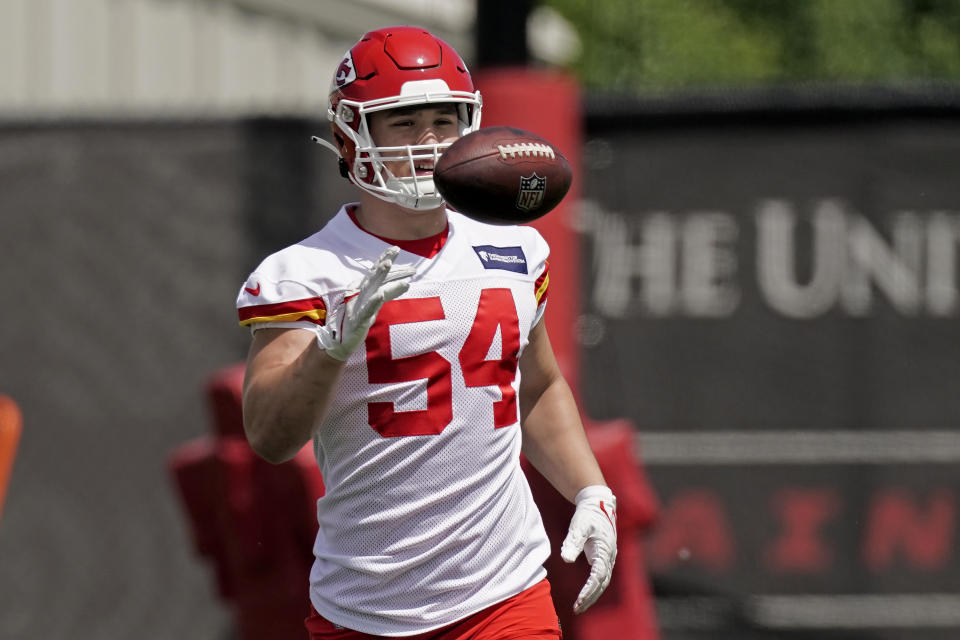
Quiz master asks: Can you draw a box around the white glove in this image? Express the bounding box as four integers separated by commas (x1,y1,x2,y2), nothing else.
560,485,618,614
315,246,415,361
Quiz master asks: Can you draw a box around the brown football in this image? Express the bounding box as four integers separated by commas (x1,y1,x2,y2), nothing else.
434,126,572,224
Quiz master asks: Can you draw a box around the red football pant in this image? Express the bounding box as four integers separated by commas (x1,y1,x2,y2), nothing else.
305,579,562,640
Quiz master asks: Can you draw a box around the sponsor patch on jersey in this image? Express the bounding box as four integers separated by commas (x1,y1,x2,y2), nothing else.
472,245,528,274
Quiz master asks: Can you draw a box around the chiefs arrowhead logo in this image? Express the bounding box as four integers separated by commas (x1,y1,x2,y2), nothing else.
334,53,357,88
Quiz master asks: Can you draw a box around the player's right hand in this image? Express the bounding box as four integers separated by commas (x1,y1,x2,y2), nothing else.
315,246,415,361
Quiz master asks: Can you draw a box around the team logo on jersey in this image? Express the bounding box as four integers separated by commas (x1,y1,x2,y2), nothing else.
473,245,528,274
516,173,546,212
334,52,357,89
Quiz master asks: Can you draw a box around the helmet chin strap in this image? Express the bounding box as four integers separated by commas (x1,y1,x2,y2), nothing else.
394,191,445,211
384,174,444,210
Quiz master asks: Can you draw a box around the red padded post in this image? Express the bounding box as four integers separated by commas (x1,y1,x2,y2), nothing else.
475,69,661,639
473,69,583,393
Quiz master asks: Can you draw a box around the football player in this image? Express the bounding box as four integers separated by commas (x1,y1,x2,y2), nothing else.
237,26,617,640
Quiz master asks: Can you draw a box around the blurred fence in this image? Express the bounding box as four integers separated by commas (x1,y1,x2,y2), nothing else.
0,118,351,639
2,84,960,639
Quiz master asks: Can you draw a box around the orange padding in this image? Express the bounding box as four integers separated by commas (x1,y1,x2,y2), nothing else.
0,395,23,519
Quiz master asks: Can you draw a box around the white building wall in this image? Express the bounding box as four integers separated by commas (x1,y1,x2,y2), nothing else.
0,0,475,118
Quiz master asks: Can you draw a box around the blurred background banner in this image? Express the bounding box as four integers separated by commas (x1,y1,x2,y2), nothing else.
3,1,960,639
577,96,960,638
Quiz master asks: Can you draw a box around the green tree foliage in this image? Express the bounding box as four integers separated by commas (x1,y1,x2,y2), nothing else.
540,0,960,91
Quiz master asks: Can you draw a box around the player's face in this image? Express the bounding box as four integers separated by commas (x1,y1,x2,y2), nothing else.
368,104,460,178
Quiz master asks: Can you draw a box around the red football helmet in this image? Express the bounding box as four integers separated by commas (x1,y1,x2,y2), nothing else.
315,26,483,210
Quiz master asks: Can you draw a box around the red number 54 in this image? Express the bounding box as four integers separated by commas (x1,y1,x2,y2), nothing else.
364,288,520,437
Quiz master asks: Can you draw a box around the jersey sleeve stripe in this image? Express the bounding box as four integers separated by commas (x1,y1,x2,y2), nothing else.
238,297,327,326
534,261,550,306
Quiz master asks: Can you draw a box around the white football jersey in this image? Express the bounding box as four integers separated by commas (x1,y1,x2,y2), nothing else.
236,205,553,636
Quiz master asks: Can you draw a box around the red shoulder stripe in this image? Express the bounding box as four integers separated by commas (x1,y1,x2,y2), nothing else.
534,261,550,306
238,297,327,327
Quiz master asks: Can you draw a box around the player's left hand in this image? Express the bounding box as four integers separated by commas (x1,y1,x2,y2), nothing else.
560,485,618,614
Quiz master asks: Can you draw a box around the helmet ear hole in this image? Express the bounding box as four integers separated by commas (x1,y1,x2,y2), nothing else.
338,158,350,179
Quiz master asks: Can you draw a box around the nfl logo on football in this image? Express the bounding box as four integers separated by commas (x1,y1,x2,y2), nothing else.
516,174,547,212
